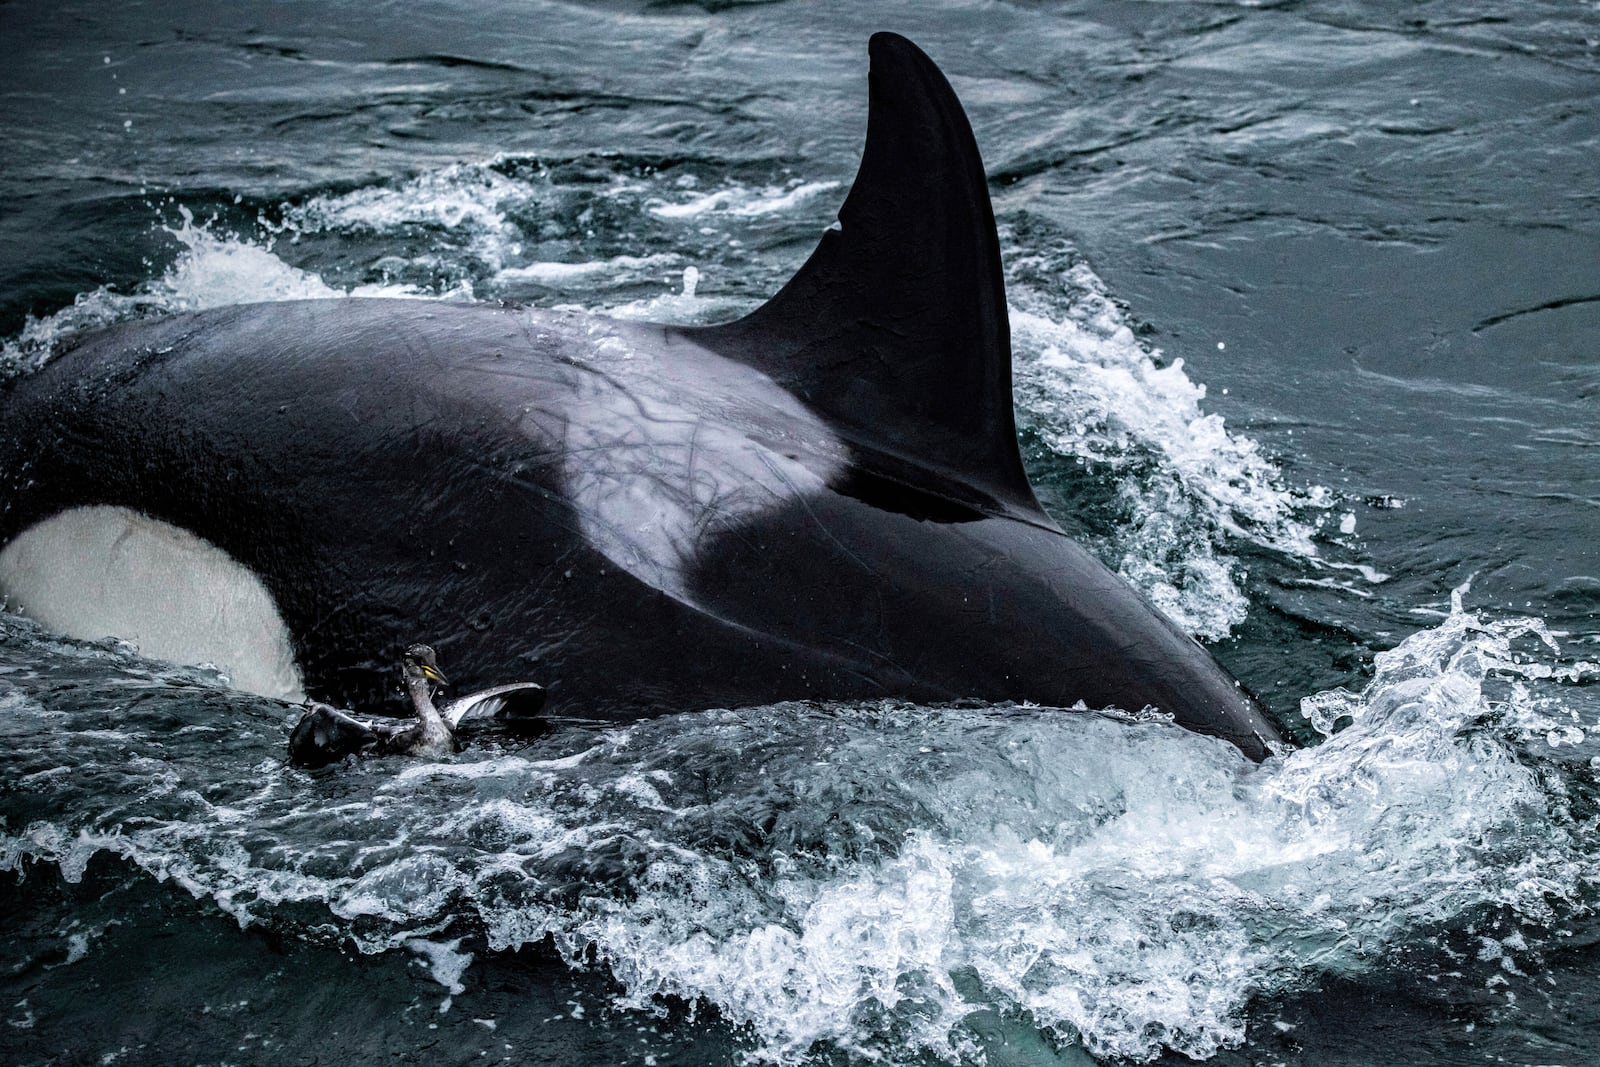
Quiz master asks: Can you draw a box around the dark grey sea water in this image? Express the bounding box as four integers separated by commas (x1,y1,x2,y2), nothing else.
2,1,1598,1064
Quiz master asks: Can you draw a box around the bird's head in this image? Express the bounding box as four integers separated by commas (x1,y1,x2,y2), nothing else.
402,643,450,688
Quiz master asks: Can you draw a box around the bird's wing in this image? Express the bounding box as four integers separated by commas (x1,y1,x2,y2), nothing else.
290,703,411,767
441,682,547,728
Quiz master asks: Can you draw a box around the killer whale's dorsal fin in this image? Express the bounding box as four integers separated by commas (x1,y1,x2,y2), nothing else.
691,32,1043,516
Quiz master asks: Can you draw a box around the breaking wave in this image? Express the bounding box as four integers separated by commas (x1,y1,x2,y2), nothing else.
0,207,423,378
2,595,1596,1063
1003,236,1337,639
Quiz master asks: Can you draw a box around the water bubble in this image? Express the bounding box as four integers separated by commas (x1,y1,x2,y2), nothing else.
1546,725,1585,748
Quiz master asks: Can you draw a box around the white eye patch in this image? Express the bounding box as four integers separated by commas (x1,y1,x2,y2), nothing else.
0,504,304,700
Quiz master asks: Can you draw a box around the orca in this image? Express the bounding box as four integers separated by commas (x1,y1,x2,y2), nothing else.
0,33,1285,759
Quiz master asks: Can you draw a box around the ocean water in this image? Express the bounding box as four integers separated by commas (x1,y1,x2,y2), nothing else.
1,1,1598,1064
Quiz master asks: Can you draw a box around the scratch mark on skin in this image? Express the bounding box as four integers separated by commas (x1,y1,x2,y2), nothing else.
1473,293,1600,332
756,451,876,579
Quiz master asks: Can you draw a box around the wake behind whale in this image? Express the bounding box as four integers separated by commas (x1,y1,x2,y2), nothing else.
0,34,1281,757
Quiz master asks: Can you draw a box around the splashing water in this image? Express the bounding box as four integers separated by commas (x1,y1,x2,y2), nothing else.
2,596,1595,1064
1004,241,1333,639
0,208,423,378
644,179,841,220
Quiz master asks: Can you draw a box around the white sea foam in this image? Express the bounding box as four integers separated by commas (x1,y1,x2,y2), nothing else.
646,180,840,220
0,209,421,376
1006,252,1332,638
2,599,1596,1064
407,937,475,996
279,162,774,316
283,162,530,280
290,164,527,237
601,287,749,326
498,253,681,287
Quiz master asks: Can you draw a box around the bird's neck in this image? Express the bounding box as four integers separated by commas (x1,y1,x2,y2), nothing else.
405,672,448,735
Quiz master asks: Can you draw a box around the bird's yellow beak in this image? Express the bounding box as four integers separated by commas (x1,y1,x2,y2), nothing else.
421,663,449,686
